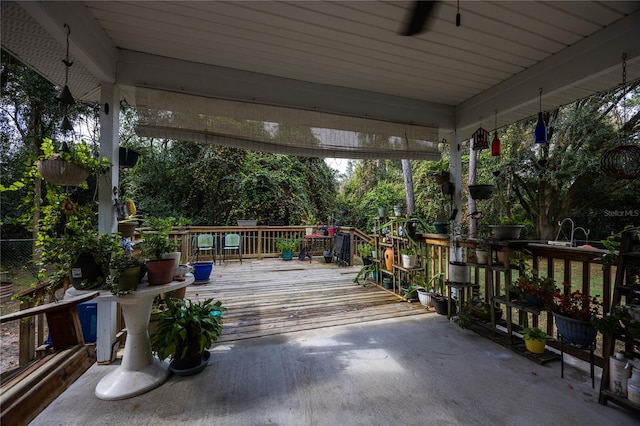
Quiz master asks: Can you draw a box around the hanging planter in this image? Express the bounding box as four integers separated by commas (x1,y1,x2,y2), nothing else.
37,158,90,186
468,184,495,200
118,147,140,168
433,171,450,185
489,224,524,240
36,138,111,186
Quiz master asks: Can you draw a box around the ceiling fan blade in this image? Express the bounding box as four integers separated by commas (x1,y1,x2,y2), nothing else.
401,1,438,36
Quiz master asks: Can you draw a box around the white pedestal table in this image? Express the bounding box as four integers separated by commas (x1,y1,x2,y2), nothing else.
66,274,194,400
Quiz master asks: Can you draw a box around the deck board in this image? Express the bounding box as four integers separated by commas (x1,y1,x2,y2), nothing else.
184,259,434,342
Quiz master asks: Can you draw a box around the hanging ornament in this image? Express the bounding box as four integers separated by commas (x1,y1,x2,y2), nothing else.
491,110,501,156
472,127,489,150
601,53,640,180
534,88,547,144
60,199,76,215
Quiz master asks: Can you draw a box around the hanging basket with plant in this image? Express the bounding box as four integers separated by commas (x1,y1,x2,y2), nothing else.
36,138,111,187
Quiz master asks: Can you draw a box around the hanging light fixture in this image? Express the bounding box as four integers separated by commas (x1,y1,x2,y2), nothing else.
56,24,75,105
491,109,501,156
601,53,640,179
534,88,547,144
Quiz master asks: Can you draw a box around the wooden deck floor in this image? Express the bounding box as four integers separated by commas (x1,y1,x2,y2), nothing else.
185,258,433,342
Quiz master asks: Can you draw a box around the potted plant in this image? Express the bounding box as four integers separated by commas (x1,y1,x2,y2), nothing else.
276,237,301,261
429,272,456,315
475,237,489,265
412,272,445,307
301,210,317,235
37,138,111,186
522,327,551,354
467,296,503,322
108,247,143,296
549,280,601,347
489,217,525,240
592,305,640,340
139,217,178,285
357,242,375,264
58,228,120,291
400,247,418,269
150,297,225,375
513,269,556,308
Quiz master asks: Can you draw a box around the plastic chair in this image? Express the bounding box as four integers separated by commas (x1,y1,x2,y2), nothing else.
222,233,242,264
193,234,215,262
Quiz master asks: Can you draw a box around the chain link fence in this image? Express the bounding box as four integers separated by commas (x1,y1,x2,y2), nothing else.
1,239,38,281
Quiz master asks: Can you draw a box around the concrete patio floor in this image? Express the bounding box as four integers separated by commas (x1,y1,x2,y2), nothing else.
30,260,639,425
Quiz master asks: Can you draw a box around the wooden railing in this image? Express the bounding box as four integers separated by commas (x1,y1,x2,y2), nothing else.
135,225,372,265
10,230,614,370
460,239,612,367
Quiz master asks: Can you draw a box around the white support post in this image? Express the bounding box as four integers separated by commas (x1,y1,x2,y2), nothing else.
96,83,120,363
450,131,464,263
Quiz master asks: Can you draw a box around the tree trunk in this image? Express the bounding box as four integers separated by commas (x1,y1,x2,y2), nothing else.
401,159,415,215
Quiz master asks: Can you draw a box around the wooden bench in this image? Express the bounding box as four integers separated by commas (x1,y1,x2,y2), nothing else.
1,291,99,426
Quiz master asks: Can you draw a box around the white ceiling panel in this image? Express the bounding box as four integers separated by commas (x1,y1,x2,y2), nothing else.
2,0,640,150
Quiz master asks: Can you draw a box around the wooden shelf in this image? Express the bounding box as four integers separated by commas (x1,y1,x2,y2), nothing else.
600,390,640,411
493,297,545,315
598,230,640,413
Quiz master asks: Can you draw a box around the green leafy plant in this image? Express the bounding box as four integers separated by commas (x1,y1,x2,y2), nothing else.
107,246,143,295
39,138,111,176
139,217,178,260
357,242,375,258
522,327,551,341
150,297,225,362
596,225,640,270
591,305,640,339
276,237,301,253
353,262,377,285
400,246,419,256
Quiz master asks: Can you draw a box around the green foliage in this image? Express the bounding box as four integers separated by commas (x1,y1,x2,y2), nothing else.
150,297,225,362
522,327,550,341
39,138,111,176
138,216,178,260
357,242,374,258
275,237,301,253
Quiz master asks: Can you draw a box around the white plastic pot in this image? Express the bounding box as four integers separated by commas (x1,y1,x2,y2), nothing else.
449,262,470,283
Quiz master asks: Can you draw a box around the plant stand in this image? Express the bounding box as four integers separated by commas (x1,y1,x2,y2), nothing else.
560,336,596,389
445,281,478,319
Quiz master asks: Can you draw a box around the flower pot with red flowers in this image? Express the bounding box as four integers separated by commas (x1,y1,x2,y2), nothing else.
514,270,556,309
550,281,601,347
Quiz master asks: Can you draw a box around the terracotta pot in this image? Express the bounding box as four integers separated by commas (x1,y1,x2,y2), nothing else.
118,221,138,238
146,259,175,285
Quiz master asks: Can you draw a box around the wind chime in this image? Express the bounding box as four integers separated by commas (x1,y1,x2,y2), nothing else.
600,53,640,179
